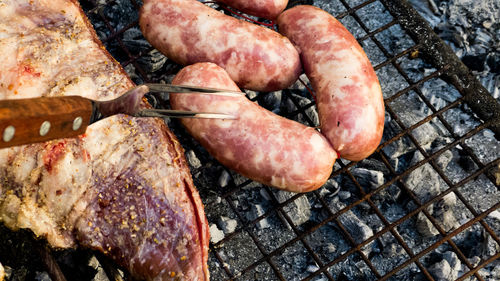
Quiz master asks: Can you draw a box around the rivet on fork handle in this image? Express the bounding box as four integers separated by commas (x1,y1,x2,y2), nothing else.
0,96,93,148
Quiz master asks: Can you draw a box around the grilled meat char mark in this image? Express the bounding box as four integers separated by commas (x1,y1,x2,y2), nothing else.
0,0,209,280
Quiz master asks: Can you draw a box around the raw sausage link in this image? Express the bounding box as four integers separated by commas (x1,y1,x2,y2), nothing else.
278,5,385,161
171,63,337,193
140,0,301,92
218,0,288,19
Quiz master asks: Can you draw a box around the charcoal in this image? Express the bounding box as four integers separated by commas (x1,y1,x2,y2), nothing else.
491,264,500,279
357,159,391,175
462,54,488,71
249,204,270,229
34,271,51,281
258,91,282,114
479,73,500,100
446,0,499,26
464,129,500,163
338,191,351,201
481,228,500,258
408,0,441,27
382,242,405,257
185,150,202,169
338,211,374,244
413,0,500,102
209,224,224,244
435,149,453,171
442,251,461,280
381,201,406,221
259,189,271,201
382,128,415,159
428,259,452,281
473,29,493,48
245,90,258,100
486,53,500,73
312,0,346,15
9,267,27,281
122,28,151,51
416,212,439,237
321,179,340,196
218,170,231,188
460,230,485,257
137,50,168,73
468,256,481,267
230,171,261,189
275,191,311,227
488,210,500,221
326,243,337,254
404,152,444,202
350,168,385,190
123,64,142,84
330,199,377,253
432,193,460,232
283,93,319,126
88,256,109,281
288,74,310,91
306,264,319,273
218,216,238,234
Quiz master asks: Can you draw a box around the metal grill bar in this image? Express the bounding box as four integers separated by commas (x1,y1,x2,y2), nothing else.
380,0,500,136
208,113,499,275
340,167,435,280
379,202,500,280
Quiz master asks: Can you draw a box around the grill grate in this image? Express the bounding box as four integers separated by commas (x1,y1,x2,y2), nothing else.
1,0,499,280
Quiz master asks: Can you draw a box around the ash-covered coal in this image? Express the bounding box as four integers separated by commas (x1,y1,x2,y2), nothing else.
410,0,500,102
2,0,498,280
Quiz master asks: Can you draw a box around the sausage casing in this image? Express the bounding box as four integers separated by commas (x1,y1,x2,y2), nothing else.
278,5,385,161
171,63,337,193
218,0,288,19
140,0,301,92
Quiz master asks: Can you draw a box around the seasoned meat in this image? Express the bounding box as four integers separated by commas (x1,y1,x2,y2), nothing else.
0,0,209,280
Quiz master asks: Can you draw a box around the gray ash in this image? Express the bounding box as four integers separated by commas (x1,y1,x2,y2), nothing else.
409,0,500,102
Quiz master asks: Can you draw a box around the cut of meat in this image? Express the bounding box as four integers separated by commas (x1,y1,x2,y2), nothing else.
0,0,209,280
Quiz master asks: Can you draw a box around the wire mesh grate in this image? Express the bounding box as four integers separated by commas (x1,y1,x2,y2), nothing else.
0,0,499,280
88,0,500,280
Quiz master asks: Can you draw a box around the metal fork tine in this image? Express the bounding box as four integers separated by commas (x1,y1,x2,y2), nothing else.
143,83,245,97
136,109,237,120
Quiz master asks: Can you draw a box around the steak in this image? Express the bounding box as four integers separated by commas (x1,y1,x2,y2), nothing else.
0,0,209,280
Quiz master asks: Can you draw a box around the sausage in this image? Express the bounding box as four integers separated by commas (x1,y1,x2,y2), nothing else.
277,5,385,161
139,0,301,92
171,63,337,193
218,0,288,20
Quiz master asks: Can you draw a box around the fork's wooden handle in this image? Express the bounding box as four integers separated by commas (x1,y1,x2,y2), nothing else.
0,96,93,148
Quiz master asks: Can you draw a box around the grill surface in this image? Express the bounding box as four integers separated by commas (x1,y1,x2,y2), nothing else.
1,0,499,280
